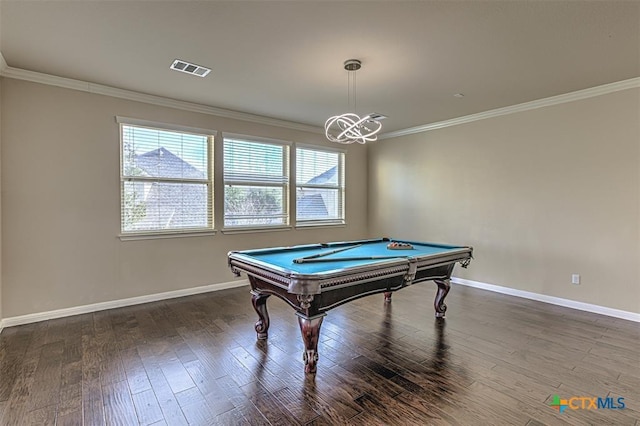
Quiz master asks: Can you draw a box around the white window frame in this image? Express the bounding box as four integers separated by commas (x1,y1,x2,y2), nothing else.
117,116,215,240
222,133,291,232
295,144,346,227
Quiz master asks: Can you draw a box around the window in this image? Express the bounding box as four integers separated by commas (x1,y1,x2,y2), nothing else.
296,146,345,225
118,118,214,235
223,136,289,229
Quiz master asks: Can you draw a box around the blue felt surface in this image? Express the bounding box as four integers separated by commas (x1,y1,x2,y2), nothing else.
240,240,464,274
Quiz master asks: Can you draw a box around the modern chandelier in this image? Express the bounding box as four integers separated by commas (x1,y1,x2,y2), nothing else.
325,59,385,144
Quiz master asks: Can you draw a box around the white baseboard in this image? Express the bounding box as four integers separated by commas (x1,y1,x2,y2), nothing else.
452,277,640,323
2,276,638,332
1,279,249,330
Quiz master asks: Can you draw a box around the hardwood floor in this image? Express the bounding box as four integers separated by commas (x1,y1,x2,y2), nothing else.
0,283,638,425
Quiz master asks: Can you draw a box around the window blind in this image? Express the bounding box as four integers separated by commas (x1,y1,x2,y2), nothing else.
223,137,289,228
296,147,344,224
120,124,212,233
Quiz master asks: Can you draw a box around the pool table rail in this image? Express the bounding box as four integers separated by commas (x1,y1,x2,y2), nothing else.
228,244,472,296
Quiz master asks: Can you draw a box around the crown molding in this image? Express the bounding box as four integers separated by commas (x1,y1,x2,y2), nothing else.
379,77,640,140
2,62,638,140
0,65,324,134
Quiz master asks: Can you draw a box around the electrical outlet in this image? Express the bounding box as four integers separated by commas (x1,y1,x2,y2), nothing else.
572,274,580,285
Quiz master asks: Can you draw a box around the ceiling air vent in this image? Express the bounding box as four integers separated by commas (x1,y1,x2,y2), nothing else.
170,59,211,77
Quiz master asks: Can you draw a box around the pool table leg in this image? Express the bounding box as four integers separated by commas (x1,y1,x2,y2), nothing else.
297,313,325,374
434,279,450,318
384,292,392,302
251,290,270,340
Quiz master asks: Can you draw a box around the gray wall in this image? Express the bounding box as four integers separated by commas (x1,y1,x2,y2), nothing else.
2,76,638,321
0,5,3,324
368,88,640,314
0,76,3,324
1,78,369,318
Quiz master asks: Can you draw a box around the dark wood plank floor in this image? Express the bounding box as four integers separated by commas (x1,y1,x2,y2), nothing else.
1,283,638,425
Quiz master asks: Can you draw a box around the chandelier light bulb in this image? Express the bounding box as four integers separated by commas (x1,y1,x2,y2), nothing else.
325,113,383,144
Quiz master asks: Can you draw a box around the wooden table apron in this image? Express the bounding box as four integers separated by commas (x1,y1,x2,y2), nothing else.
228,239,472,374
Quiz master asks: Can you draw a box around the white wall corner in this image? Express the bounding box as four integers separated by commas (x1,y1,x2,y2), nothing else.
0,49,4,334
0,51,7,73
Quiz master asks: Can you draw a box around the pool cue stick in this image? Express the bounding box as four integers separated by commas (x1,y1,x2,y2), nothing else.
295,255,411,264
293,244,363,264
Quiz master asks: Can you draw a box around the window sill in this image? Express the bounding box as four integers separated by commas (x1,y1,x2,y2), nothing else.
295,222,346,229
221,225,292,235
119,230,217,241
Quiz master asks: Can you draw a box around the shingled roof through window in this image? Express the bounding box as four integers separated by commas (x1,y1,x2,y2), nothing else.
305,165,337,185
135,147,205,179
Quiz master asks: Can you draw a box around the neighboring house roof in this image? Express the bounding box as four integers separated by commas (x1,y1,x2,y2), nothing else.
297,193,328,219
129,148,207,230
136,147,205,180
305,165,337,185
298,166,338,218
130,148,335,226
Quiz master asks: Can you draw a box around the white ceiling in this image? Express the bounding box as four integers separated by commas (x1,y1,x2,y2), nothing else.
1,1,639,134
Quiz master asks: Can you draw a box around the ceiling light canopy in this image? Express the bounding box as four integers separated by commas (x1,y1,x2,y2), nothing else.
325,59,385,144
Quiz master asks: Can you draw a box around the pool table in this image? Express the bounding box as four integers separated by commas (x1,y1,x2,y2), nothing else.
228,237,472,373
